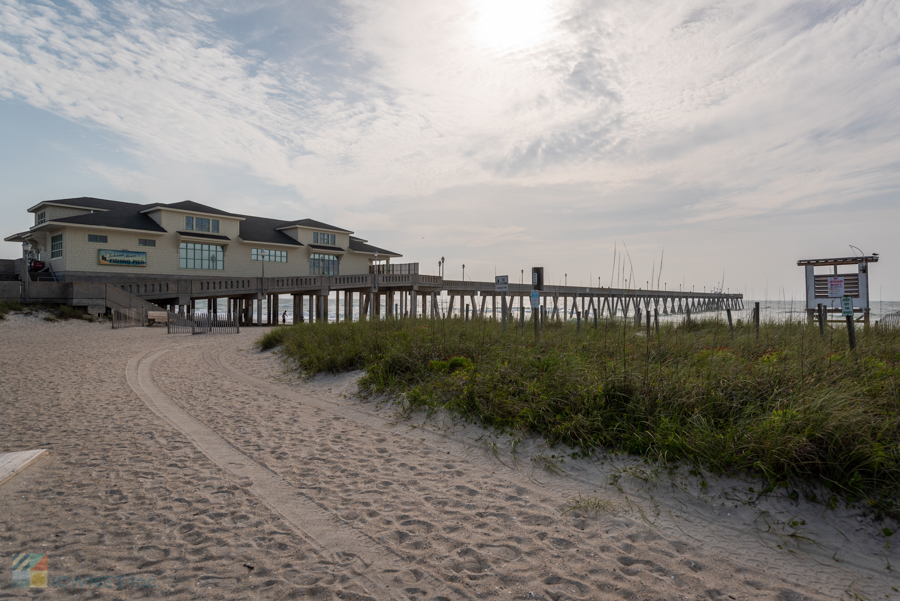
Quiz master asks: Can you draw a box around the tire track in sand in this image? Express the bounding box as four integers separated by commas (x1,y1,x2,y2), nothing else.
126,347,470,601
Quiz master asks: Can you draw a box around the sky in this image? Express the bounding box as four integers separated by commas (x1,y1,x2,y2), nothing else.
1,0,898,300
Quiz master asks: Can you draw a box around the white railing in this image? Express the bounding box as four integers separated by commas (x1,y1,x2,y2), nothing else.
111,307,145,329
167,311,239,335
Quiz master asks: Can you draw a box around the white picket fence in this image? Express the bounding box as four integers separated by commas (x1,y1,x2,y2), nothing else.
111,307,146,329
167,311,239,335
878,310,900,329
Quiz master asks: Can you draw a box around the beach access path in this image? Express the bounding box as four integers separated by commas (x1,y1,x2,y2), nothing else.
0,314,895,600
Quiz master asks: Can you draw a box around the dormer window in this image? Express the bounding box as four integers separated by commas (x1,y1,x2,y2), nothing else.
314,232,335,245
36,211,46,224
185,216,219,233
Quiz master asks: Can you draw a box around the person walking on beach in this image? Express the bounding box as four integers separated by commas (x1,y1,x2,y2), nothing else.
282,310,287,325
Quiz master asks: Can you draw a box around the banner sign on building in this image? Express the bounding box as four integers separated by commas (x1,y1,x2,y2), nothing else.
99,250,147,267
828,276,845,298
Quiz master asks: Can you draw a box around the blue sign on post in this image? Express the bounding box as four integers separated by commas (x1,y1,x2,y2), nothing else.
841,296,854,317
530,291,540,309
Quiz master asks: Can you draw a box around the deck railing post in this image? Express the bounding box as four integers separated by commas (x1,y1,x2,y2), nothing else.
754,302,760,338
817,303,826,339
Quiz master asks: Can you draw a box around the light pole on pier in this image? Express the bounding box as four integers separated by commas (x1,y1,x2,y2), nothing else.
21,242,29,303
462,264,465,281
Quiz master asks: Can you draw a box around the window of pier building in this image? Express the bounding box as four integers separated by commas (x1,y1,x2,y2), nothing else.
51,234,63,259
309,253,339,275
313,232,336,245
36,211,46,225
87,234,108,243
138,238,156,247
251,249,287,263
185,216,219,233
179,242,224,270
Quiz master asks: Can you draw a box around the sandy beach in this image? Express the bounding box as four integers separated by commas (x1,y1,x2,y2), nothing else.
0,314,896,600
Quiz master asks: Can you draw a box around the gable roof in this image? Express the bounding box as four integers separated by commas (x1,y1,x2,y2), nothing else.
47,204,167,233
277,218,352,233
142,200,241,218
308,243,345,252
15,196,400,256
349,236,401,257
177,231,231,241
28,197,140,213
238,215,304,246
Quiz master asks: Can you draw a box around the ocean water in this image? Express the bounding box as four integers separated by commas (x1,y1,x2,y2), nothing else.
199,295,900,326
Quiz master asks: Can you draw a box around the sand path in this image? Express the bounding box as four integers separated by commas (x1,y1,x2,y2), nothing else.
0,316,896,599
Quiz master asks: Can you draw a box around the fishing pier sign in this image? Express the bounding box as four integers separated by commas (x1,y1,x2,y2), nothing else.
98,250,147,267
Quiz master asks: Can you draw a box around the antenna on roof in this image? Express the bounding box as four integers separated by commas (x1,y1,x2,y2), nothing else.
849,245,864,257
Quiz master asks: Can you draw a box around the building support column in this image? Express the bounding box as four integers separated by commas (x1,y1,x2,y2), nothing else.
344,291,351,322
334,291,339,323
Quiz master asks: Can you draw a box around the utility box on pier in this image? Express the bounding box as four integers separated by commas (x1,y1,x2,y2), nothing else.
797,254,878,323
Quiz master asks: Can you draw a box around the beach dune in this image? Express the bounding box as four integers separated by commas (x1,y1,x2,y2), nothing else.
0,314,895,599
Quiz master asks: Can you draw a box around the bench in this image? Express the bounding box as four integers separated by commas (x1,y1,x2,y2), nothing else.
146,311,168,326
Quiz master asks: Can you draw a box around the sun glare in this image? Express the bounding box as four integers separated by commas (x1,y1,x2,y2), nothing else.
472,0,556,52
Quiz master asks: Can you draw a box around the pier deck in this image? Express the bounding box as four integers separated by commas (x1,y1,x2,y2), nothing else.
105,272,743,324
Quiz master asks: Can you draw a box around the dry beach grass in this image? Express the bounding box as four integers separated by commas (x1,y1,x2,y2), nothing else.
0,311,896,599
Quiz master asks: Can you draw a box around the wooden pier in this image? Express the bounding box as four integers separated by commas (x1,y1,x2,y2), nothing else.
105,268,743,325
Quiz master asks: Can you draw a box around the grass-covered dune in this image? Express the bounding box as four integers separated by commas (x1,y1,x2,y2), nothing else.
0,300,95,322
258,315,899,518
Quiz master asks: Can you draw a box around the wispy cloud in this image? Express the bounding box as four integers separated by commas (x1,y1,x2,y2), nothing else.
0,0,898,291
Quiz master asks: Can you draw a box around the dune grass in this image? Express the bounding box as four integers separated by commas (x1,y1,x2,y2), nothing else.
0,300,25,320
0,301,94,322
258,313,900,518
